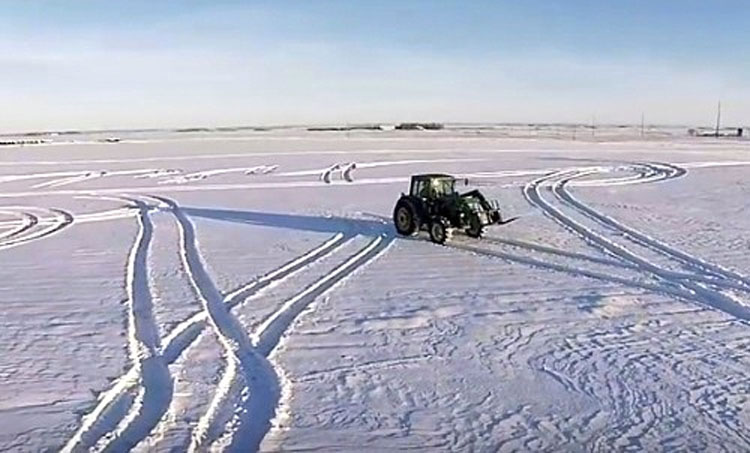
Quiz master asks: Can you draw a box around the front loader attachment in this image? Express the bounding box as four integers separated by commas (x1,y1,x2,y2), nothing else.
486,209,518,227
496,216,519,225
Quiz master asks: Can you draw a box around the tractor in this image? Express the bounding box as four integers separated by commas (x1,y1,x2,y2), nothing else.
392,174,517,244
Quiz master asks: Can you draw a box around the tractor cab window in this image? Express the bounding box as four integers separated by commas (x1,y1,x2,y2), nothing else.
412,178,456,198
412,180,432,198
432,178,456,197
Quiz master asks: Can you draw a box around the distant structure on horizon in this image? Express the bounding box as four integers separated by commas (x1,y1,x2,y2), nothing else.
394,122,444,131
688,127,743,138
686,101,744,138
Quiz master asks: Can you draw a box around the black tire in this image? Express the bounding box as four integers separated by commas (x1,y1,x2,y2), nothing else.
465,215,484,238
393,199,419,236
429,218,449,244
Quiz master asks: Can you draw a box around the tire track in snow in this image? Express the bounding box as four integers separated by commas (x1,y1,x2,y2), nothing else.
0,170,85,184
31,169,174,189
62,210,348,451
449,239,695,302
252,235,387,355
221,233,393,452
569,165,655,188
482,236,634,270
320,163,341,184
121,201,162,368
158,165,277,185
159,232,349,365
342,162,356,182
544,164,750,445
33,171,106,189
523,168,750,323
557,164,750,295
453,231,748,446
0,208,73,251
0,210,38,241
513,163,750,449
319,162,358,183
74,207,139,224
182,233,357,452
540,163,750,292
62,200,171,453
555,165,750,292
96,200,173,453
562,162,750,295
150,195,282,453
148,195,358,452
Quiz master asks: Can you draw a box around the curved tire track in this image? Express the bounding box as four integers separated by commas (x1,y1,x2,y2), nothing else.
524,168,750,323
554,165,750,291
151,195,292,453
222,233,393,452
97,200,172,453
0,211,38,241
0,208,73,251
62,201,171,453
62,213,348,451
185,233,357,451
464,161,749,448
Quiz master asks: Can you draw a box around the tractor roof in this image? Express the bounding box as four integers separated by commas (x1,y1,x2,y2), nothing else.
411,173,455,181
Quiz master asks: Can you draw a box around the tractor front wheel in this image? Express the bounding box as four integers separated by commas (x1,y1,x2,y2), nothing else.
465,215,484,238
429,218,449,244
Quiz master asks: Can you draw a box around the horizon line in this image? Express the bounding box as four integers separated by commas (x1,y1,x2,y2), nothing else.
3,121,744,138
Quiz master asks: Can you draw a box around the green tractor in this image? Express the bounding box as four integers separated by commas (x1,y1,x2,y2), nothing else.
393,174,517,244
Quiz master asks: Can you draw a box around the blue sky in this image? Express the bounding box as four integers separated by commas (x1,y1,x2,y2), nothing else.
1,1,748,131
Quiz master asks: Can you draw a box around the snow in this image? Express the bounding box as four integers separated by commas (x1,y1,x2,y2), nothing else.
1,129,749,451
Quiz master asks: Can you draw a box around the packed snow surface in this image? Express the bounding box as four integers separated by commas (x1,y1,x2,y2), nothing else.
1,129,749,452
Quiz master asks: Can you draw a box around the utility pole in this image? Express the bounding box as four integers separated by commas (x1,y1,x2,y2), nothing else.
715,101,722,137
640,112,645,137
591,115,596,137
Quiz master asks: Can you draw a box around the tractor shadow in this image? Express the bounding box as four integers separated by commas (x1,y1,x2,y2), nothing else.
182,206,486,247
182,206,393,238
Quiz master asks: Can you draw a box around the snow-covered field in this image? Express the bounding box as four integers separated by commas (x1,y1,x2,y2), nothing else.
1,130,749,452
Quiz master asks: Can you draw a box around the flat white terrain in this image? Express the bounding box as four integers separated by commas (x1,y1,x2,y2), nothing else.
1,128,749,452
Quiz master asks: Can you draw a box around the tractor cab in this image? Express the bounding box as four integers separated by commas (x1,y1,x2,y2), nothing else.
409,174,459,200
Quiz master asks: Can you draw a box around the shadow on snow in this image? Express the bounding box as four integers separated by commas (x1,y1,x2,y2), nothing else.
182,206,391,238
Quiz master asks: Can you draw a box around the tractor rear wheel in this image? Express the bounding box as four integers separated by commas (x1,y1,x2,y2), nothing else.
429,218,449,244
393,200,419,236
465,215,484,238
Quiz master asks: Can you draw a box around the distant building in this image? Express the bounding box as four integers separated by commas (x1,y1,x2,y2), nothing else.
395,122,444,131
689,127,744,138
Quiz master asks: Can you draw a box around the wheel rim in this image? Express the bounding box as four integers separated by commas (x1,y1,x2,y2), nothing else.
396,208,411,230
